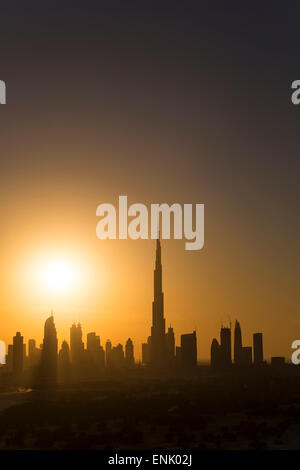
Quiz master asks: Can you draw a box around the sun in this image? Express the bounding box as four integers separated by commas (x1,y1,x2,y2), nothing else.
40,259,77,293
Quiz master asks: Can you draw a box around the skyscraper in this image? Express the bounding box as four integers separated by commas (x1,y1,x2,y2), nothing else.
87,332,105,369
70,323,84,365
150,237,166,367
234,320,242,365
125,338,134,367
58,340,71,382
166,326,175,365
111,343,124,368
87,332,100,354
142,336,151,365
105,339,112,368
13,332,23,378
211,338,222,369
253,333,263,364
180,331,197,369
28,339,36,358
220,326,232,366
40,315,58,383
28,338,40,368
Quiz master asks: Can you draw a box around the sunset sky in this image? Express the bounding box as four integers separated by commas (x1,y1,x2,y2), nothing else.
0,1,299,360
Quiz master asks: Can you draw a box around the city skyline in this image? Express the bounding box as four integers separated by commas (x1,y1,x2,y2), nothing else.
1,4,299,364
2,238,285,379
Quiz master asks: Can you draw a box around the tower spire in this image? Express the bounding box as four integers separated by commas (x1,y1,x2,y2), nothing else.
150,236,166,367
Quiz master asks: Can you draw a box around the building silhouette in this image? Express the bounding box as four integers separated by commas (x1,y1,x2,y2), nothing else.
125,338,134,367
211,338,222,370
220,326,232,366
28,338,40,369
87,332,105,370
105,339,112,368
13,332,23,378
28,339,36,362
70,323,84,364
40,315,58,383
150,237,166,367
142,336,151,366
111,343,124,368
166,326,175,366
234,320,242,365
58,340,71,382
180,331,197,368
253,333,263,364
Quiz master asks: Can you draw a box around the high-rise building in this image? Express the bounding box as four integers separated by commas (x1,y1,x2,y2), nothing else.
70,323,84,362
220,327,232,365
40,315,58,382
105,340,112,367
28,339,40,368
28,339,36,358
166,326,175,365
125,338,134,367
111,343,124,368
180,331,197,368
234,320,242,365
253,333,263,364
142,336,151,365
87,332,100,353
58,340,71,382
150,237,166,367
211,338,222,369
13,332,23,378
87,332,105,369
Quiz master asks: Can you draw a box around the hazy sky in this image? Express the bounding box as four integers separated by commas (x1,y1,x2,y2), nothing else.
0,1,299,360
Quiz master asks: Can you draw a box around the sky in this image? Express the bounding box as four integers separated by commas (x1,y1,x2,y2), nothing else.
0,1,299,360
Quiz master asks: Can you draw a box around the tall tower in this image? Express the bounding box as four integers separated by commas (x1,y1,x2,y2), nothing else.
181,331,197,369
13,332,24,378
220,326,232,366
40,315,58,382
150,237,166,367
125,338,135,367
234,320,242,364
253,333,263,364
105,340,112,368
70,323,84,364
166,326,175,365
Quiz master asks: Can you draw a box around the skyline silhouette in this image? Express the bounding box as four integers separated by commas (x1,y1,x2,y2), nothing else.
1,238,288,386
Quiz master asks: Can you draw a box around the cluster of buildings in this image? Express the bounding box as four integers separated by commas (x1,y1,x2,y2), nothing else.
211,321,264,369
3,238,284,384
6,320,136,382
4,238,197,383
